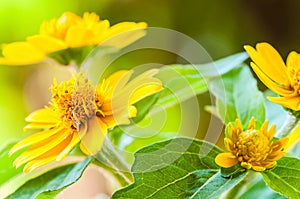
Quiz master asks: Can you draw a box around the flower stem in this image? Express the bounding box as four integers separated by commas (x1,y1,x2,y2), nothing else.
277,112,300,138
93,138,133,187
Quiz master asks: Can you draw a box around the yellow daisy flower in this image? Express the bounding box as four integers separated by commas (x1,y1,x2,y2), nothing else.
215,118,288,171
244,42,300,110
9,69,163,172
0,12,147,65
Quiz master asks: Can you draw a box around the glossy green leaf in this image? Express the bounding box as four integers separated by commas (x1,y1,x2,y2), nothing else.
209,66,265,128
261,157,300,199
155,52,248,110
6,157,93,199
112,137,247,199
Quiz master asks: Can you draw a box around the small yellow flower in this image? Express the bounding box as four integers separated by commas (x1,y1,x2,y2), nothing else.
0,12,147,65
215,118,288,171
244,42,300,110
9,69,162,172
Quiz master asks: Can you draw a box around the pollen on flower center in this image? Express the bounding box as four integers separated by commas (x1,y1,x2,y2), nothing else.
50,72,96,129
235,129,270,163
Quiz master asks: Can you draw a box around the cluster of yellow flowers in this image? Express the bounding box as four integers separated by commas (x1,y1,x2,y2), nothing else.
2,12,162,172
216,43,300,171
2,11,299,173
0,12,146,65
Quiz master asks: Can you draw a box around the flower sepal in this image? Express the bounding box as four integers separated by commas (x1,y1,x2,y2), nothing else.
220,162,246,178
47,45,96,66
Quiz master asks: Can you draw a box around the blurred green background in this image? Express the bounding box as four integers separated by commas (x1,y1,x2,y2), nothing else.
1,0,299,146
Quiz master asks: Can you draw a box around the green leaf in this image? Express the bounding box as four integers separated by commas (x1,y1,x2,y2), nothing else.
155,52,248,111
237,174,286,199
6,157,93,199
221,163,246,178
131,93,161,124
112,137,247,199
0,140,23,186
264,90,289,129
261,157,300,199
209,66,266,128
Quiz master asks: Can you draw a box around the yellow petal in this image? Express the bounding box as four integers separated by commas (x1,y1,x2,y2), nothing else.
80,116,107,155
251,62,294,96
268,95,300,110
9,126,64,156
27,35,68,53
271,137,289,151
56,133,80,161
244,43,289,85
215,153,238,168
13,129,70,168
247,117,256,130
23,123,58,131
130,83,163,105
251,165,266,171
65,26,94,47
267,124,276,141
286,125,300,149
287,51,300,70
23,156,57,173
101,22,147,48
0,42,45,65
25,108,60,123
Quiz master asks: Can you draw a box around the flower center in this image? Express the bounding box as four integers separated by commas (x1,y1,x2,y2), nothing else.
50,73,96,129
288,68,300,93
235,129,271,163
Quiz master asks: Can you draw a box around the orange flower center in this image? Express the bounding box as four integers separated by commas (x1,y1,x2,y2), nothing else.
51,73,96,129
235,129,271,164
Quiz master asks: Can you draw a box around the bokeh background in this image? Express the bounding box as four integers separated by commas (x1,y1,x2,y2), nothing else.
1,0,299,146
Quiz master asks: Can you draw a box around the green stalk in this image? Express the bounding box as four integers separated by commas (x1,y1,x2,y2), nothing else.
276,112,300,138
93,138,133,187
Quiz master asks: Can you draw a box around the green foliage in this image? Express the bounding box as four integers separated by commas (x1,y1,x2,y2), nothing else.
0,141,23,186
6,157,93,199
261,157,300,199
112,137,247,199
237,174,286,199
156,52,248,110
209,66,266,128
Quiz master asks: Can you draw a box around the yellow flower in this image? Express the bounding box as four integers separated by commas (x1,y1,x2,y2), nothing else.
0,12,147,65
215,118,288,171
9,69,162,172
244,42,300,110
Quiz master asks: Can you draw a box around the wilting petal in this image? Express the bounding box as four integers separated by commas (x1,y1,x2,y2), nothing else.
80,116,107,155
215,153,238,168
